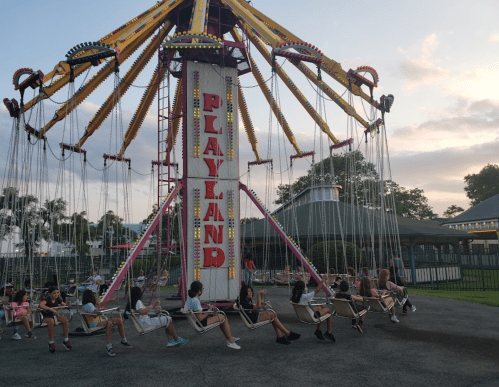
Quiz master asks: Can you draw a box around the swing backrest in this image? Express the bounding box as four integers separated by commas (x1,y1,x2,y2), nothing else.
78,307,121,334
4,305,30,326
393,288,408,307
157,275,169,287
364,294,394,313
126,309,169,335
331,298,369,319
252,271,269,284
233,302,274,330
291,302,332,325
182,308,226,334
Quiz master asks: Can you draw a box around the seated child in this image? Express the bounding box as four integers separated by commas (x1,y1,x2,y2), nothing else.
335,281,366,333
10,290,36,340
81,289,132,356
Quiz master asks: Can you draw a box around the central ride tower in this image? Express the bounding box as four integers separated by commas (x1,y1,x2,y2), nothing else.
165,0,251,303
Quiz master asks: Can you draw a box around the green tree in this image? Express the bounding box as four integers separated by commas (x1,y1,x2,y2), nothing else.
275,151,379,205
306,240,365,274
386,181,437,220
40,198,68,241
97,210,137,256
464,164,499,206
67,211,92,256
241,217,260,225
443,204,465,218
142,202,181,250
0,187,44,256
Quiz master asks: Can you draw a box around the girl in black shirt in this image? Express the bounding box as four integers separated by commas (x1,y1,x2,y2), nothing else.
239,285,301,345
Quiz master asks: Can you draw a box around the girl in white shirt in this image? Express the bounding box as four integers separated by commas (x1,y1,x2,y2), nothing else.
291,274,335,341
125,286,188,348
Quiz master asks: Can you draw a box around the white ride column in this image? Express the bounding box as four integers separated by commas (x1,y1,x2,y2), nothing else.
184,61,240,302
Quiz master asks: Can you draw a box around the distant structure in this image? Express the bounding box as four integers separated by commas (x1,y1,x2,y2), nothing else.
441,194,499,252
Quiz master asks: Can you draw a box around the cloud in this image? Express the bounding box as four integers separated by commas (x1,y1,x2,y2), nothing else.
488,34,499,42
388,98,499,214
397,33,451,91
390,98,499,152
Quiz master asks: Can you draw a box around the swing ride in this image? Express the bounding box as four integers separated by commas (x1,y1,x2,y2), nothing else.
1,0,398,315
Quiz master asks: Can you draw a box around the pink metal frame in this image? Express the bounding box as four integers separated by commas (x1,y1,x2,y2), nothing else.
239,182,334,297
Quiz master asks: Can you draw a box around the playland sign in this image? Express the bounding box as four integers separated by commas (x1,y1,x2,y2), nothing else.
184,61,240,301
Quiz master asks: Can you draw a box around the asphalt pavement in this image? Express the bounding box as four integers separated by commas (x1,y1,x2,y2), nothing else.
1,287,498,387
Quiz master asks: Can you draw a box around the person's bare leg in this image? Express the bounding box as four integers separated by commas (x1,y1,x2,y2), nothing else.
327,316,333,334
105,321,112,343
115,319,125,339
45,319,54,340
21,315,30,332
165,322,179,341
271,316,289,337
59,316,69,337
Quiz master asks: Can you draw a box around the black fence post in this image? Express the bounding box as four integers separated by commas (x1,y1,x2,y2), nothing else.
480,249,486,291
410,243,416,286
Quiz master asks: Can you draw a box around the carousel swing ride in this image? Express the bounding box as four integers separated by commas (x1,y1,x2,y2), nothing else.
2,0,397,306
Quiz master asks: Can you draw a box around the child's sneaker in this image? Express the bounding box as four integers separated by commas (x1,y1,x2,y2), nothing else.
166,339,180,348
286,331,301,341
48,342,56,353
175,337,189,346
314,329,324,340
276,336,291,345
324,332,336,342
107,347,116,357
12,333,21,340
411,305,417,312
121,341,133,348
25,334,37,340
227,341,241,350
62,340,72,350
390,315,400,323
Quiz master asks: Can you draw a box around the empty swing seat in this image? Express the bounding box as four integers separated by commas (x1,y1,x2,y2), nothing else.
291,300,332,325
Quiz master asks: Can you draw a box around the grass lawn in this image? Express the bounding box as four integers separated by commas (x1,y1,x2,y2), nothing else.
410,289,499,308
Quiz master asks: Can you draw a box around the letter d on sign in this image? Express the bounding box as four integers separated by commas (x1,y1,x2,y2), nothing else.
203,247,225,267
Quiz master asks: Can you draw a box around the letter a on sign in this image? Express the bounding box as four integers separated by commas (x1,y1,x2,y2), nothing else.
203,137,224,156
203,203,224,221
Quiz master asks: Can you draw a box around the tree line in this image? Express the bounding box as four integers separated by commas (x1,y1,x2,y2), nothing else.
0,187,136,256
273,153,499,220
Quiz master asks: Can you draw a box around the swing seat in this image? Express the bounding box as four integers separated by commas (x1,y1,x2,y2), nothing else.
291,301,332,325
252,271,269,284
364,294,394,313
157,276,170,287
78,307,120,334
4,305,33,327
233,302,275,330
34,306,74,327
392,288,408,307
182,307,226,334
331,298,369,319
271,272,293,286
126,309,171,335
